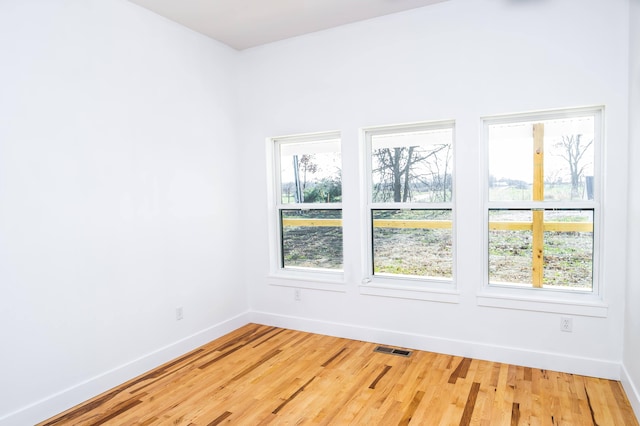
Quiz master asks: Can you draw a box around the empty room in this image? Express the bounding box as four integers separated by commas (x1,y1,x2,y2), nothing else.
1,0,639,424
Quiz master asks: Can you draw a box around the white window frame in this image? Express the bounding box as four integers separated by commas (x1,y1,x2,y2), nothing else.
266,131,345,292
478,106,607,317
360,121,458,303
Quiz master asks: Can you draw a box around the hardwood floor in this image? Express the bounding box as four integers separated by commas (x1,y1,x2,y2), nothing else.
39,324,638,425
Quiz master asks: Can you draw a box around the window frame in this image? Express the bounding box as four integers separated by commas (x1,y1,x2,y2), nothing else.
267,131,345,290
479,106,606,316
361,120,457,298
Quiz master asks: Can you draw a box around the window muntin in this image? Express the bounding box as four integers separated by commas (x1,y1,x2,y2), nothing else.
366,122,454,282
274,134,342,273
485,109,600,292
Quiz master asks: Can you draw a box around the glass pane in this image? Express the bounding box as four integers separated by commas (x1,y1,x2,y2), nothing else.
280,209,342,270
371,128,453,203
488,115,595,202
488,210,533,285
488,123,533,201
488,209,594,290
372,209,452,279
543,117,595,201
543,210,593,290
280,139,341,204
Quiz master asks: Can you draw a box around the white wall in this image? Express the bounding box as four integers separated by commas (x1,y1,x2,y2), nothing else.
1,0,636,423
0,1,248,423
624,0,640,417
239,0,630,380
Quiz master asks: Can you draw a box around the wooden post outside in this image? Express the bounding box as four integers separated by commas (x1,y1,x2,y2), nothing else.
532,123,544,288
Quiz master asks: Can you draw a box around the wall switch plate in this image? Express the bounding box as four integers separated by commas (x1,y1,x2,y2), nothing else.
294,288,301,301
176,306,184,321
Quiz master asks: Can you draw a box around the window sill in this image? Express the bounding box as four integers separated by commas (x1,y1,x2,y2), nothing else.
267,273,346,293
476,292,608,317
359,280,459,303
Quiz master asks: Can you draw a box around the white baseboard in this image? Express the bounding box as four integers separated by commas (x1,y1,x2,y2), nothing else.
621,364,640,421
0,312,251,426
250,311,621,380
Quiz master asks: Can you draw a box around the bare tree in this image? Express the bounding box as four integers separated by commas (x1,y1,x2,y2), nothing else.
419,144,452,202
555,134,593,199
372,145,450,202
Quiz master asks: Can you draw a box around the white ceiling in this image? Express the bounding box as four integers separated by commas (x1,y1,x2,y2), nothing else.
128,0,449,50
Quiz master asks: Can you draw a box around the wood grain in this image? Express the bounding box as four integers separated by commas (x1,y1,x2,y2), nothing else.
39,324,639,425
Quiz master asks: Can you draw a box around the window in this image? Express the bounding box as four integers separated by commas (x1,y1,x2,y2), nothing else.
484,108,601,293
364,122,454,284
272,133,342,273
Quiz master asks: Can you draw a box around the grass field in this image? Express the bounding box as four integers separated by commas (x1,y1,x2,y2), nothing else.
281,209,593,290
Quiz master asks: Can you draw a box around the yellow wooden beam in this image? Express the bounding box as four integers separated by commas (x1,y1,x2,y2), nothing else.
373,219,452,229
488,221,532,231
532,123,545,288
542,221,593,232
533,123,545,202
282,218,342,227
532,210,544,288
488,221,593,232
282,218,592,232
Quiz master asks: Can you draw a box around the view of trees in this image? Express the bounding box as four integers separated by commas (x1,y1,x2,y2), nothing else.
554,134,594,199
277,114,596,289
372,142,452,203
281,152,342,204
487,115,597,290
279,142,343,269
368,128,454,279
489,118,594,202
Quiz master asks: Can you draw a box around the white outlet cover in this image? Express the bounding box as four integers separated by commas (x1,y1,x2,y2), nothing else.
560,317,573,332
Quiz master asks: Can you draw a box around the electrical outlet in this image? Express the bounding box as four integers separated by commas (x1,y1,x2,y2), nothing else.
560,316,572,332
176,306,184,321
294,288,301,301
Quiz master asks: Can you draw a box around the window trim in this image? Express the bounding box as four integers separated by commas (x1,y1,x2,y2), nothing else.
267,131,345,285
360,120,457,297
479,106,605,315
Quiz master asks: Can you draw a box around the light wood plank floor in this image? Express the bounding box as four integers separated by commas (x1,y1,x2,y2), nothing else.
39,323,638,425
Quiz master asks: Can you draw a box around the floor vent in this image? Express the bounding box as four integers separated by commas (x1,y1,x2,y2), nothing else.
374,346,412,357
